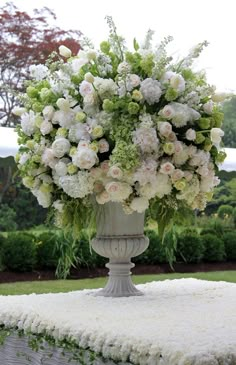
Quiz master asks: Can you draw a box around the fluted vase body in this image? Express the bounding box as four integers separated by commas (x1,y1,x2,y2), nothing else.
91,202,149,297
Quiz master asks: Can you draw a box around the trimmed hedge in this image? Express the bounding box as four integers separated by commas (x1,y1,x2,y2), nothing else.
202,234,226,262
2,232,37,272
222,231,236,260
176,230,204,263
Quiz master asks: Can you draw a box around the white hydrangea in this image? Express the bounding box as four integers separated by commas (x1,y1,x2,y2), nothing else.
134,159,158,186
130,197,149,213
52,110,75,128
154,173,172,198
54,161,68,177
94,77,118,99
140,78,162,105
59,171,93,198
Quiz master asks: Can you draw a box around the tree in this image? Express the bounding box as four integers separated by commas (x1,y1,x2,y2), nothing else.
222,96,236,148
0,2,81,127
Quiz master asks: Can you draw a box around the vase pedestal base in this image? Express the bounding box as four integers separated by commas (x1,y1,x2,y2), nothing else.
95,262,143,297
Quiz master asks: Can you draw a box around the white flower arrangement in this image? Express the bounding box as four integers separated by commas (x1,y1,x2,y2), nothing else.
14,17,231,236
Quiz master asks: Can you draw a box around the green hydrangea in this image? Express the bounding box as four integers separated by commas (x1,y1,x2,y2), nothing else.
165,87,178,101
110,141,139,171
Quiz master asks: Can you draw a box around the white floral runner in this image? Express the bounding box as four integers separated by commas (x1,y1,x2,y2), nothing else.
0,279,236,365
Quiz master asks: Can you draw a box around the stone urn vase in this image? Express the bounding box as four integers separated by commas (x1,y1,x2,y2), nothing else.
91,202,149,297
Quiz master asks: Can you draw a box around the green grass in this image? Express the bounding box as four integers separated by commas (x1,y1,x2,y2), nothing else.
0,271,235,295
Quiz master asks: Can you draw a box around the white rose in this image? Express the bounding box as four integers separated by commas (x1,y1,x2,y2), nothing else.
210,128,224,144
171,169,184,182
98,139,109,153
105,181,132,202
108,166,123,180
160,105,175,120
59,45,72,58
160,162,175,175
52,138,71,158
186,129,196,141
72,148,97,169
40,120,53,135
96,191,110,204
159,122,172,137
129,74,141,88
203,101,214,115
130,197,149,213
79,81,94,97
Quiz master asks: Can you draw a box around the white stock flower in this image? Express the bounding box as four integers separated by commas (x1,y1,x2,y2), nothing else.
52,138,71,158
72,147,97,169
140,78,162,105
21,111,37,136
29,64,48,80
210,128,224,144
79,81,94,97
59,45,72,58
130,197,149,213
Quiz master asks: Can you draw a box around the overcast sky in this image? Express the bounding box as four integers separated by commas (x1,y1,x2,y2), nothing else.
3,0,236,92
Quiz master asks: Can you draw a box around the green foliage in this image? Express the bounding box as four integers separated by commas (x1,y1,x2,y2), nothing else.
217,204,234,219
177,229,204,263
2,232,36,271
35,232,60,269
0,234,5,271
222,231,236,260
222,96,236,147
0,204,17,231
133,229,167,264
202,234,226,262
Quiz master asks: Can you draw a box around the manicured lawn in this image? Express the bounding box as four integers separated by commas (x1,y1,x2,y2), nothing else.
0,271,235,295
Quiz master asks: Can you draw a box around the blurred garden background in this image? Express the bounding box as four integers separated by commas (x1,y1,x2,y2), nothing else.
0,1,236,293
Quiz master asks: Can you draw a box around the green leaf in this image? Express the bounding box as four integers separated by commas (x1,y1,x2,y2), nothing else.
133,38,139,51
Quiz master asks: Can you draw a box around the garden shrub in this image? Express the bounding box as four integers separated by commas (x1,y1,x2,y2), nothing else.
36,232,60,269
176,230,204,263
0,234,6,271
2,232,37,271
0,204,17,232
202,234,226,262
217,205,234,219
134,229,167,265
222,231,236,260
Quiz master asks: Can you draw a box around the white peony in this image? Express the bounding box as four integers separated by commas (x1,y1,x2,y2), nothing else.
133,127,159,153
40,120,53,135
140,78,162,105
72,147,97,169
54,161,68,177
52,138,71,158
105,181,132,202
130,197,149,213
